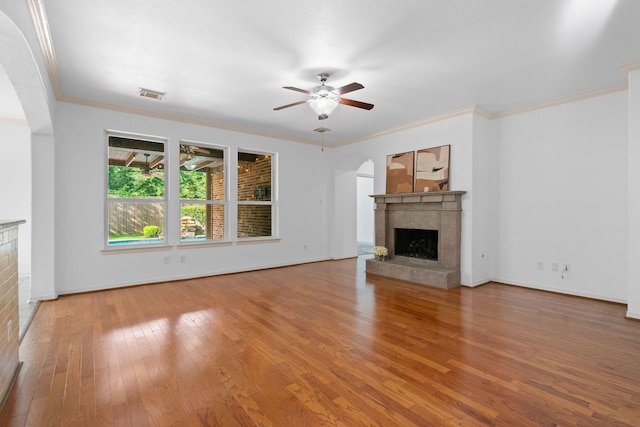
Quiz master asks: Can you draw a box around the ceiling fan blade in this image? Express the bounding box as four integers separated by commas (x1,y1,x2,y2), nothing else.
332,82,364,95
190,146,210,154
339,98,374,110
283,86,312,95
273,99,309,111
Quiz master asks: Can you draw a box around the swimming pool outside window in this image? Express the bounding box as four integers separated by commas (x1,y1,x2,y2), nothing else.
106,132,167,247
179,142,226,243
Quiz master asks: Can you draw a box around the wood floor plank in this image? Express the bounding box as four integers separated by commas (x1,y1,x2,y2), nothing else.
2,258,640,426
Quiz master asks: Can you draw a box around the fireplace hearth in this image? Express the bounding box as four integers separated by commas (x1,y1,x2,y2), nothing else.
366,191,465,289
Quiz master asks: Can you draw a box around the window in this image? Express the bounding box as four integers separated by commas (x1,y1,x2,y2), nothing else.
179,143,226,242
107,133,166,246
237,151,273,238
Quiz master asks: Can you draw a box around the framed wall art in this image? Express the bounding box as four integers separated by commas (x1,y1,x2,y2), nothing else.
416,144,450,192
386,151,414,194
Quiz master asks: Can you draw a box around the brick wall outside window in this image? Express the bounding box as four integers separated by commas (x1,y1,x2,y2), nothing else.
237,156,272,237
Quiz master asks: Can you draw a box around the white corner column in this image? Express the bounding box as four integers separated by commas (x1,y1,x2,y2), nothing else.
628,66,640,319
332,169,357,259
30,132,57,301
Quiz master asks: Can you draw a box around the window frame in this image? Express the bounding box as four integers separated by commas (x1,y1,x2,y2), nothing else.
236,149,277,241
178,140,229,246
104,130,169,250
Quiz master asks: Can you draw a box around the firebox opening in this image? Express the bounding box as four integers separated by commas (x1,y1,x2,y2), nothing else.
395,228,438,260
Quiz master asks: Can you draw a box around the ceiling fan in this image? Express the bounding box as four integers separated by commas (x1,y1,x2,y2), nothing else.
179,144,221,171
274,73,374,120
140,153,164,178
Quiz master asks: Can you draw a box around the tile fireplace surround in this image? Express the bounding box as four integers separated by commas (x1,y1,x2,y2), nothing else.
365,191,466,289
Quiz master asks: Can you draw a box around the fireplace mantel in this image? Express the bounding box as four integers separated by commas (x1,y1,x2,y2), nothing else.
366,191,466,289
369,190,466,205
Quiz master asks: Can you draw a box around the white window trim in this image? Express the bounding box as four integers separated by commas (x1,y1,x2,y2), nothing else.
104,130,169,250
236,149,278,241
178,140,229,245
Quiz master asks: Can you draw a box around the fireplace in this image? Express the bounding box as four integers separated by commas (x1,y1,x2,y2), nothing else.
395,228,438,260
365,191,465,289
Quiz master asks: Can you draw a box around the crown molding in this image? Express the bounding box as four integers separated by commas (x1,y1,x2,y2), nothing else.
0,117,28,126
58,93,321,146
331,105,483,147
620,60,640,80
28,0,64,99
491,84,628,119
472,106,493,119
59,82,628,148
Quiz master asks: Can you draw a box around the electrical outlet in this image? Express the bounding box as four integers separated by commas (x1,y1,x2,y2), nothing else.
163,256,170,264
562,264,570,273
180,255,186,263
537,261,544,270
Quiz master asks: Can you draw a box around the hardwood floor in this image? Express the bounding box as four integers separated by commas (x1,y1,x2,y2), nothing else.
1,257,639,426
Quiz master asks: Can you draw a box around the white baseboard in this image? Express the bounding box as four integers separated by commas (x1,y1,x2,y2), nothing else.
462,279,492,287
57,257,332,296
489,277,627,304
28,293,58,302
626,310,640,320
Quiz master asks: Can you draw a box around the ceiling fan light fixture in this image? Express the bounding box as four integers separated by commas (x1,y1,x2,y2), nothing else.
274,73,373,119
309,97,339,120
185,160,197,170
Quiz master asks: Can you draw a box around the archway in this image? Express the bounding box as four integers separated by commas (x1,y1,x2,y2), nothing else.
0,9,56,302
333,152,375,259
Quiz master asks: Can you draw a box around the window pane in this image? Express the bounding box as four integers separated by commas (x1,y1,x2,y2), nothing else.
108,166,164,199
180,144,225,200
109,137,165,198
108,202,164,245
238,205,271,238
238,152,271,202
180,203,224,241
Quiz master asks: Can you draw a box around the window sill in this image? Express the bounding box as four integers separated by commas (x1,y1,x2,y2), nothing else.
178,240,233,249
100,237,281,253
235,236,281,245
102,243,171,254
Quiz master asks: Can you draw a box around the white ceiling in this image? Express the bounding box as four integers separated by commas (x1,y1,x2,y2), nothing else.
14,0,640,144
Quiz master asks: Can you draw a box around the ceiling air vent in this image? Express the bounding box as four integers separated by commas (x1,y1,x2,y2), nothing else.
138,88,165,100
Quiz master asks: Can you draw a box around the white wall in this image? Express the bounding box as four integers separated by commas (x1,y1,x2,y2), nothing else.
0,122,31,277
53,102,333,294
48,91,636,306
331,93,630,305
469,114,498,286
495,91,628,302
332,169,358,259
25,92,638,307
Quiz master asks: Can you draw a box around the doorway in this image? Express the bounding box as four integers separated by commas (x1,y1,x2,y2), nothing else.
357,159,374,255
0,64,36,338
